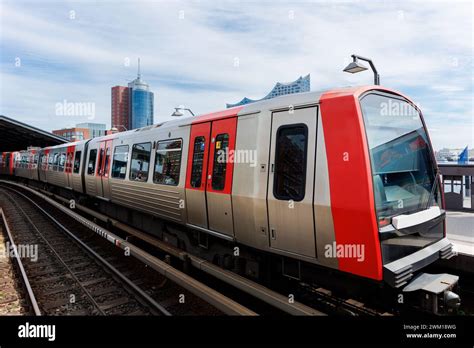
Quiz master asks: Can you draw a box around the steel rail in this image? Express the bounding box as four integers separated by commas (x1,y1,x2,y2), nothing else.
0,208,41,316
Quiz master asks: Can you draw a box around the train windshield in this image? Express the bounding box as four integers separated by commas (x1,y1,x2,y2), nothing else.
360,93,441,225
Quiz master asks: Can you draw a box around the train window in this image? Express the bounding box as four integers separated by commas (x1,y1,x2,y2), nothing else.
87,149,97,175
53,153,60,171
190,137,205,188
130,142,151,182
73,151,82,174
211,133,229,191
111,145,129,179
97,148,104,175
58,153,66,172
273,124,308,202
153,139,182,186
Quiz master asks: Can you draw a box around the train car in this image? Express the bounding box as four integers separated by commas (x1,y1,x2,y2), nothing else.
11,85,460,313
0,152,13,175
38,141,89,192
14,147,41,181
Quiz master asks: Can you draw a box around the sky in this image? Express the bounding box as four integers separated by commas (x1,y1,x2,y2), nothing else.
0,0,472,150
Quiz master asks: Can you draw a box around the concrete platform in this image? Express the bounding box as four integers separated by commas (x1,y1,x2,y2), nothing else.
446,211,474,256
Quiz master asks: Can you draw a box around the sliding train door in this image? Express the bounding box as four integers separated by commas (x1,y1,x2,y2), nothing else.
185,122,211,228
267,107,318,258
186,117,237,238
206,117,237,237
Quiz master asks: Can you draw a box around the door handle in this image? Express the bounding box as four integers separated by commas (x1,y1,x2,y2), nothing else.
271,228,276,240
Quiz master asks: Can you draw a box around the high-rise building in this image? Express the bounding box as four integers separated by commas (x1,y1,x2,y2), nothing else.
226,74,310,108
111,59,154,131
111,86,130,131
76,122,106,138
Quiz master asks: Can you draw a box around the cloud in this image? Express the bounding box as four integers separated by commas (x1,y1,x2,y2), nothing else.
0,0,472,150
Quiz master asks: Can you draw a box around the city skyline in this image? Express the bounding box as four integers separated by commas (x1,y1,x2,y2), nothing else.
0,0,472,150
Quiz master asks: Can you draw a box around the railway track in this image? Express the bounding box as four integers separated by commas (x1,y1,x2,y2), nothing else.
0,187,175,315
0,180,324,316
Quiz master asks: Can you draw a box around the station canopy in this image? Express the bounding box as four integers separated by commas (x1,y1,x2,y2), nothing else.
0,115,67,152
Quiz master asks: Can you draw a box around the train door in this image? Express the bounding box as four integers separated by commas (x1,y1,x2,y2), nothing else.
267,106,318,258
185,122,211,228
96,140,112,198
65,146,75,188
96,141,105,196
206,117,237,237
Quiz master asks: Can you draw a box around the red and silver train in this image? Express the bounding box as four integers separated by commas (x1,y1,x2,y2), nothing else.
0,86,460,313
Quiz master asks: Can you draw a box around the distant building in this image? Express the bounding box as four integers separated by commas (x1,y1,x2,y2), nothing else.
76,122,106,138
52,127,90,141
226,74,310,108
111,58,154,131
111,86,130,131
52,123,106,141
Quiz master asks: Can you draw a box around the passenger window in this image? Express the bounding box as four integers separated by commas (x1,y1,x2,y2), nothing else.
73,151,82,174
97,148,104,175
111,145,129,179
87,149,97,175
190,137,205,188
58,153,66,172
153,139,182,186
211,133,229,191
273,124,308,201
104,147,111,175
130,142,151,182
53,153,59,171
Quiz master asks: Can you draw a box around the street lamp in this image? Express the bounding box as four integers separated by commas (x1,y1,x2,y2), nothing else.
343,54,380,85
171,107,195,117
112,125,128,132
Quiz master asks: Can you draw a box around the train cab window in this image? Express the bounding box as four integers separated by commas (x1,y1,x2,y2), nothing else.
130,142,151,182
111,145,129,179
273,124,308,201
190,137,205,188
153,139,182,186
211,133,229,191
58,153,66,172
73,151,82,174
87,149,97,175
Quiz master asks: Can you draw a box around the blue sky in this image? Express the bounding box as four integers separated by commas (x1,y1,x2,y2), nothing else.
0,0,472,150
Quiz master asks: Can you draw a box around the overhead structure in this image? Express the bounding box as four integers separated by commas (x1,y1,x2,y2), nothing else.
0,115,67,152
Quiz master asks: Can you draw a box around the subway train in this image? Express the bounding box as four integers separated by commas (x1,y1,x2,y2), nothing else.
0,85,460,314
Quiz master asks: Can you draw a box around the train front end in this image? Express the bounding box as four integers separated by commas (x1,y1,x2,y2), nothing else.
359,89,460,314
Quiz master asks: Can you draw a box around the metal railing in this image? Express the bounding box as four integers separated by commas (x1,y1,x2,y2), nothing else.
439,163,474,212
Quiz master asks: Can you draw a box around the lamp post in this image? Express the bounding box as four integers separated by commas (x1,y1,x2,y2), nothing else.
343,54,380,85
171,107,195,117
113,125,128,132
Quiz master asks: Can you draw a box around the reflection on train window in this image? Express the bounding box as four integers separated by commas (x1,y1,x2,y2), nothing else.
58,153,66,172
130,142,151,182
111,145,129,179
97,148,104,175
212,134,229,190
73,151,82,174
154,139,182,186
104,147,111,175
87,149,97,175
191,136,205,188
53,153,60,171
273,124,308,201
